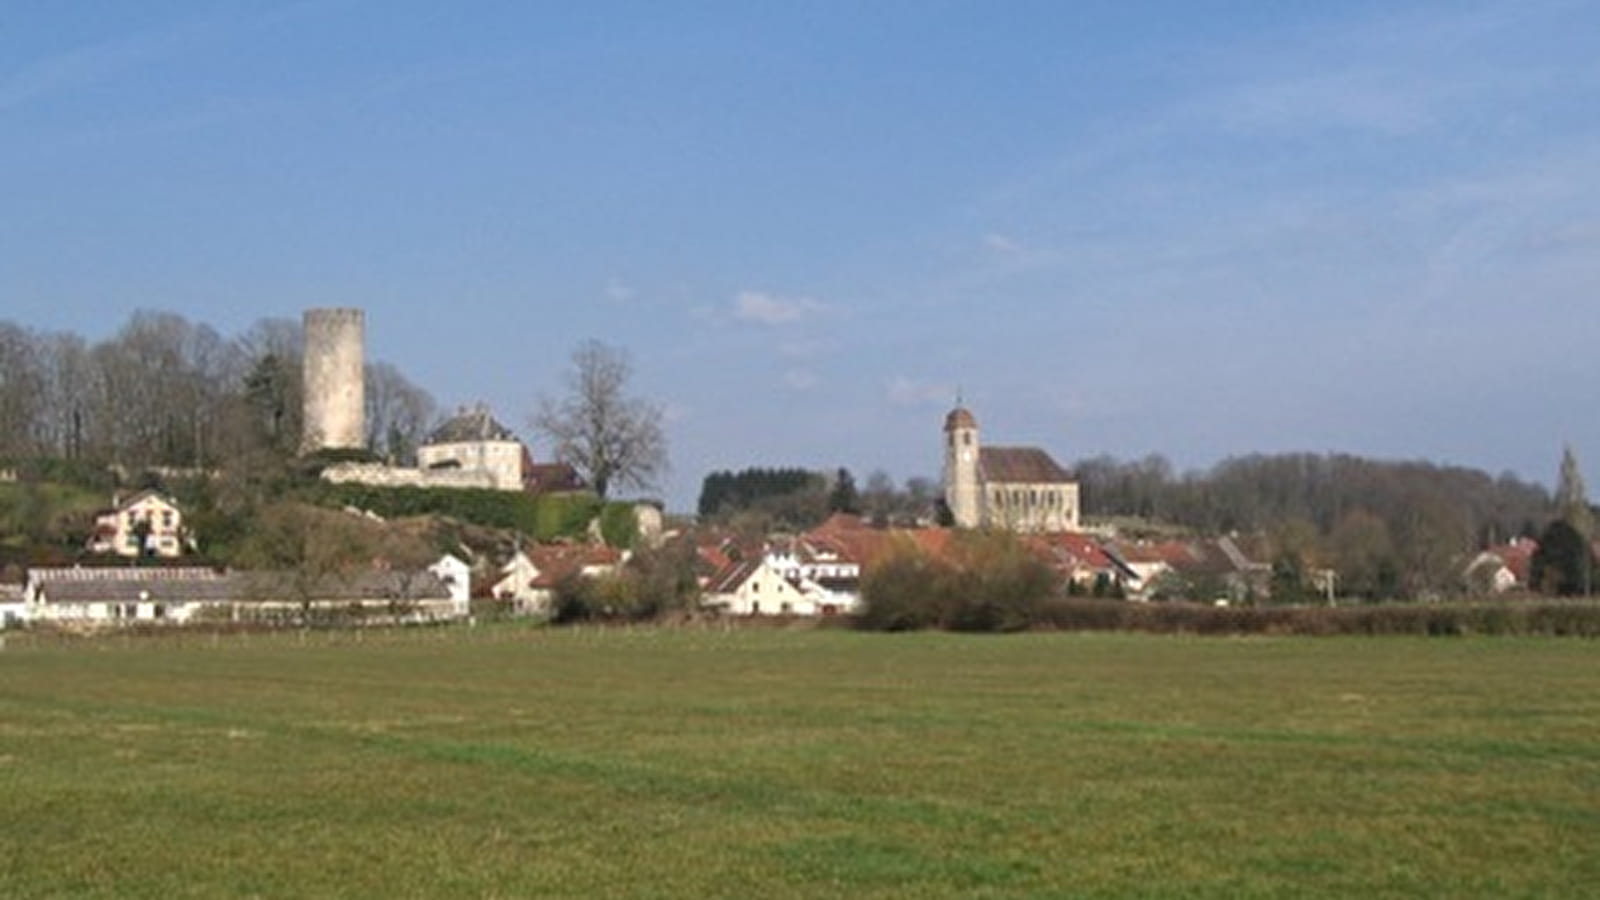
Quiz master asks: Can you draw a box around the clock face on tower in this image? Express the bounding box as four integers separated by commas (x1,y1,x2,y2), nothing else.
961,450,973,463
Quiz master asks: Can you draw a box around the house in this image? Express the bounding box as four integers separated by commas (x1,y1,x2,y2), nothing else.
86,491,192,558
942,404,1080,533
491,550,542,614
1,583,26,628
524,462,585,494
1023,531,1124,591
702,558,818,616
416,405,527,492
1159,536,1272,603
25,565,463,627
491,544,624,616
1464,537,1538,593
428,554,473,618
322,403,584,494
765,535,863,615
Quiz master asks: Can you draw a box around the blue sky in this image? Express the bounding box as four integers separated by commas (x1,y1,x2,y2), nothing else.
4,1,1597,510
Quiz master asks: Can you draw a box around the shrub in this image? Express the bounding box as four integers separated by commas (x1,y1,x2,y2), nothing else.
599,502,639,549
856,531,1057,632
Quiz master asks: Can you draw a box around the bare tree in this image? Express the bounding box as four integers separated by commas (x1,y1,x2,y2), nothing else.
365,361,438,464
0,323,44,458
533,340,666,500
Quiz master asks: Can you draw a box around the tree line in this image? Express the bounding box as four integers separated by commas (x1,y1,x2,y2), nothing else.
1076,452,1561,597
0,311,437,471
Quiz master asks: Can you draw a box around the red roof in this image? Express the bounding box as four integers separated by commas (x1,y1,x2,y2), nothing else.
978,446,1073,484
944,406,977,431
524,543,622,589
1484,537,1538,585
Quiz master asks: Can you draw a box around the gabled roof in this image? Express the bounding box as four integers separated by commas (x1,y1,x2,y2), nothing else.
94,490,181,518
1022,532,1116,572
524,543,622,589
34,569,452,605
706,559,764,594
979,446,1073,484
428,404,516,444
524,462,585,493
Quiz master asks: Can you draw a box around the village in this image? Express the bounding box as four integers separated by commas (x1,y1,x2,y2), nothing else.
0,307,1565,632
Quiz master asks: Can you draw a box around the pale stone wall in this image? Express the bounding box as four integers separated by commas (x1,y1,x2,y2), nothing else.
981,481,1080,533
417,440,524,491
302,308,365,452
944,424,981,528
321,462,502,491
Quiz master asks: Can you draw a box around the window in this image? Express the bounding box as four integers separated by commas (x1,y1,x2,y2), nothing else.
963,432,972,446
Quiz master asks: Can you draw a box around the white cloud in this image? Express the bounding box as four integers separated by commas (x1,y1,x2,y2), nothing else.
982,232,1022,254
604,278,635,303
886,376,954,408
783,368,819,391
733,290,824,325
778,337,837,360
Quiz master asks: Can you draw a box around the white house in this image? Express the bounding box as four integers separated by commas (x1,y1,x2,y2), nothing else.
765,537,862,615
428,554,473,618
26,565,464,628
1,584,27,628
491,544,624,616
704,558,834,616
491,550,542,614
86,491,192,558
416,405,528,492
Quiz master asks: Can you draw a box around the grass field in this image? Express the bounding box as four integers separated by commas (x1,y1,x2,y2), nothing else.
2,627,1597,898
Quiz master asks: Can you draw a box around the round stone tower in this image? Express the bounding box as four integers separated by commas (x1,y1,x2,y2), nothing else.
943,404,981,529
301,308,365,454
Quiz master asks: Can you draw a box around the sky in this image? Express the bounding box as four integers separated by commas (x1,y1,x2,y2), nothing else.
4,1,1598,511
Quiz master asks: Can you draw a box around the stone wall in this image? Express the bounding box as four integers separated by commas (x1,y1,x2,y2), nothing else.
321,462,502,492
302,308,365,452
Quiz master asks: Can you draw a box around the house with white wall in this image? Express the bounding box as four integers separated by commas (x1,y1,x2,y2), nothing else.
702,558,816,616
25,565,464,627
491,544,623,616
428,554,472,618
86,491,192,558
1,583,27,628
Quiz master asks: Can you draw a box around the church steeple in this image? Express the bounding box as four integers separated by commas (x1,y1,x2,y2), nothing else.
942,402,980,528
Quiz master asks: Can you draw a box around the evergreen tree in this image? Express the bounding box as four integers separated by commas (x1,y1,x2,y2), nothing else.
828,467,860,514
1556,445,1594,538
1530,519,1595,597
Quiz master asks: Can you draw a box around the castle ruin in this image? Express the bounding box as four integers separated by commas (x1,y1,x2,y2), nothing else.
301,308,365,454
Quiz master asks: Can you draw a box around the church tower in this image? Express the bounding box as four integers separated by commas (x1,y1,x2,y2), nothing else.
943,404,981,528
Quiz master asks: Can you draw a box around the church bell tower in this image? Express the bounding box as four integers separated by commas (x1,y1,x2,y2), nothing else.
943,404,981,528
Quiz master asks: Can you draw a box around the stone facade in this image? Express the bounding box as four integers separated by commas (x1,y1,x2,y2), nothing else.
942,404,1080,533
302,308,365,453
321,404,536,493
416,406,526,491
321,462,505,491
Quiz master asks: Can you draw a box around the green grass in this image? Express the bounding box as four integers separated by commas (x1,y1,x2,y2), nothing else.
2,628,1597,897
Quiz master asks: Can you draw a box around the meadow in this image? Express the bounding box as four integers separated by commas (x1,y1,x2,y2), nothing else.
1,627,1596,898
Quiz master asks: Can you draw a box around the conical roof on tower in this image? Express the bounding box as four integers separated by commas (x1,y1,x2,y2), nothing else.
944,405,977,431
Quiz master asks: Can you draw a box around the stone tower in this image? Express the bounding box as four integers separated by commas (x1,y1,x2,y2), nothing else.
943,404,981,528
301,308,365,454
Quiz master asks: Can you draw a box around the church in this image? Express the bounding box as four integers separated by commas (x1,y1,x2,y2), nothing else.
942,404,1080,533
